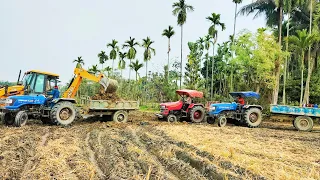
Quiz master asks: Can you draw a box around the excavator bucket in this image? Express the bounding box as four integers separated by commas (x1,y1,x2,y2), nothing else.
99,77,109,92
99,77,118,94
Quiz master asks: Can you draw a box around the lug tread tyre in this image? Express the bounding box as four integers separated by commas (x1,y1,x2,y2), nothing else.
14,111,28,127
4,113,14,125
50,101,76,126
167,114,178,123
190,106,206,123
218,115,227,127
244,108,262,128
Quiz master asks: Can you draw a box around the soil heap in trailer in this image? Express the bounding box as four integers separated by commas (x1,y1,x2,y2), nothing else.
156,89,206,123
207,91,263,128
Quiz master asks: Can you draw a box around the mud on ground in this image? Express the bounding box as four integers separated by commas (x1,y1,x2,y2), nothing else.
0,112,319,179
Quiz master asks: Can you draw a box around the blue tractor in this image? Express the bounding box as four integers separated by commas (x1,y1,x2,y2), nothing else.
2,70,77,127
207,91,263,128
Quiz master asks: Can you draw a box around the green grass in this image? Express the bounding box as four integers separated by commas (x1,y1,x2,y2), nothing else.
139,104,159,112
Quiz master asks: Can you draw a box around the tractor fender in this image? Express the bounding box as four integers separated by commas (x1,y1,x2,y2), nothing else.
187,104,204,112
52,98,76,104
243,105,263,111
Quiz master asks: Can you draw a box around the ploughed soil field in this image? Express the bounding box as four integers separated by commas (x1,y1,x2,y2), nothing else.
0,111,319,180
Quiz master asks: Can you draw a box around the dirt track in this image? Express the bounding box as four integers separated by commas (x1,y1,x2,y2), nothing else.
0,111,319,180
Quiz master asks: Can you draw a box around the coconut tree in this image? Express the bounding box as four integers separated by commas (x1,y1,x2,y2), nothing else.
129,60,144,81
172,0,194,88
107,39,119,75
97,51,108,69
123,37,139,80
204,35,212,91
73,56,85,68
88,65,99,75
103,66,112,77
206,13,225,100
118,51,127,78
162,25,175,73
288,29,317,105
142,37,156,78
232,0,243,45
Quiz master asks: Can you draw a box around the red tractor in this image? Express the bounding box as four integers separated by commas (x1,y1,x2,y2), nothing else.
156,89,206,123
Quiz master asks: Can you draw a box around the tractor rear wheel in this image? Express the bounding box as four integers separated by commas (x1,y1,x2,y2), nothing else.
189,106,205,123
167,114,178,123
112,110,128,123
244,108,262,128
218,115,227,127
4,113,14,125
14,111,28,127
294,116,313,131
50,101,76,126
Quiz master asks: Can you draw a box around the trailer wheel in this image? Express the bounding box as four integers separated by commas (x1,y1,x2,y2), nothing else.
14,111,28,127
4,113,14,125
50,101,76,126
218,115,227,127
207,117,216,124
112,110,128,123
167,114,178,123
189,106,206,123
294,116,313,132
244,108,262,128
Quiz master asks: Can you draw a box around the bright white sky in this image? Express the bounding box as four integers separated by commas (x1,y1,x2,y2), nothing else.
0,0,265,84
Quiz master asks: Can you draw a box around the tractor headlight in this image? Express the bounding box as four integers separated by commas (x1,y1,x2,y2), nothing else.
5,98,14,106
160,105,166,109
210,106,216,111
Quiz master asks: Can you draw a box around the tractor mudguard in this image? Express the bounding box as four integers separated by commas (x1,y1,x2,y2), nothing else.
187,103,204,111
52,98,76,104
243,105,263,110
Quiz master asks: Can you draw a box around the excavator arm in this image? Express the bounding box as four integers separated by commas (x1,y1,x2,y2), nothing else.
62,68,110,98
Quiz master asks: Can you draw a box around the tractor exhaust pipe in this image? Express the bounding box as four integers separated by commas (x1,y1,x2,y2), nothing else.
17,70,21,85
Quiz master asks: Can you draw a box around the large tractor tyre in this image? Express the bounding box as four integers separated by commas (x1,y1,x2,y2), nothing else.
244,108,262,128
112,110,128,123
167,114,178,123
294,116,313,132
50,101,76,126
189,106,206,123
218,115,227,127
4,113,14,126
14,111,28,127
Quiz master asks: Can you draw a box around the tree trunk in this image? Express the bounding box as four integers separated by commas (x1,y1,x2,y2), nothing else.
136,71,138,81
272,6,283,105
230,70,234,92
303,58,314,105
232,3,238,47
112,59,115,76
146,61,148,79
300,52,305,106
211,44,216,100
206,52,209,94
283,12,290,105
167,38,171,82
180,25,183,89
129,59,132,80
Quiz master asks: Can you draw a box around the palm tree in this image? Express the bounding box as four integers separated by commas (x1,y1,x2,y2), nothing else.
162,26,175,72
142,37,156,78
232,0,243,46
97,51,108,69
107,39,119,75
196,37,205,70
73,56,85,68
206,13,225,100
88,65,99,75
288,29,317,105
172,0,194,89
123,37,139,80
129,60,144,81
103,66,112,77
118,51,127,78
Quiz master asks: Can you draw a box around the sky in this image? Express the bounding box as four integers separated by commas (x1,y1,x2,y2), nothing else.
0,0,266,85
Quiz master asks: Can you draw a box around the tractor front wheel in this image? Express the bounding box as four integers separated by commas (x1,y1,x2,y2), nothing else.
14,111,28,127
218,115,227,127
244,108,262,128
189,106,205,123
167,114,178,123
294,116,313,131
4,113,14,125
50,101,76,126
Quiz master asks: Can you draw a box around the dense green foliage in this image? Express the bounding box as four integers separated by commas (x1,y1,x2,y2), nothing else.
58,0,320,110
